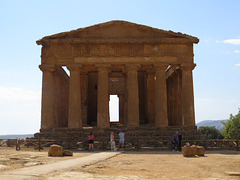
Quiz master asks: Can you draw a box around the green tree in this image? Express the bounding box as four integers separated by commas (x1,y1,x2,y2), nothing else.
222,110,240,140
198,126,224,139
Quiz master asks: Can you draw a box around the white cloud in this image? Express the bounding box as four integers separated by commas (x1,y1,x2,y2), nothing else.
222,39,240,45
0,86,41,134
234,63,240,67
234,50,240,53
0,86,40,103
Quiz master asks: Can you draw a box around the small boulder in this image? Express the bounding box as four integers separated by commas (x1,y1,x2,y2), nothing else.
196,146,205,156
190,145,198,156
48,144,63,157
63,150,73,156
182,145,194,157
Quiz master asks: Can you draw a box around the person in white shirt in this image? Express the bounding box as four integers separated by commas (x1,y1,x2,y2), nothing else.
118,130,125,151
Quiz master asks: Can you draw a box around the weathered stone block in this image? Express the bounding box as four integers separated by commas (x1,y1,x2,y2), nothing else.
48,144,63,157
182,145,194,157
63,150,73,156
182,144,205,157
190,145,197,155
196,146,205,156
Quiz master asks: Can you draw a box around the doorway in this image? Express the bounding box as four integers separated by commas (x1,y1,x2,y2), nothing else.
109,95,119,122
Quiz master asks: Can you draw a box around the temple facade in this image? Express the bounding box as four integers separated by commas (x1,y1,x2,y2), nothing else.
37,20,199,132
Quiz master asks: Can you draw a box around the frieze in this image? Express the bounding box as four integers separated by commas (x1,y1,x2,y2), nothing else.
43,43,192,58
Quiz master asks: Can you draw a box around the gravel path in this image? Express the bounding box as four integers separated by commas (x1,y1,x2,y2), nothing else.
0,152,120,180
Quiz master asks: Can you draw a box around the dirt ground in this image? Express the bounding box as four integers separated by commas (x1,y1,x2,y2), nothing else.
1,147,240,179
0,147,91,173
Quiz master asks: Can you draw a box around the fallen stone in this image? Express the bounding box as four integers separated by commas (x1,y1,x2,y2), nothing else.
196,146,205,156
63,150,73,156
182,145,194,157
190,145,197,156
24,162,42,167
48,144,63,157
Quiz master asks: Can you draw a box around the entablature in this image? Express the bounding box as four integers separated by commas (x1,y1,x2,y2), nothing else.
41,42,193,60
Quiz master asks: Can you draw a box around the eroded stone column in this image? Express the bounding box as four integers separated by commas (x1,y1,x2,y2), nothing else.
181,63,196,126
124,74,128,126
154,64,168,128
67,65,82,128
118,94,124,124
147,71,155,124
81,70,88,127
39,64,55,130
126,64,140,128
96,64,110,129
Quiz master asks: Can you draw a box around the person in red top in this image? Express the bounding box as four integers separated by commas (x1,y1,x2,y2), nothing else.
88,132,94,152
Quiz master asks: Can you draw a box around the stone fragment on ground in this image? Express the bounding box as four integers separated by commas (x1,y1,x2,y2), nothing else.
48,144,63,157
63,150,73,156
182,144,205,157
24,162,42,166
196,146,205,156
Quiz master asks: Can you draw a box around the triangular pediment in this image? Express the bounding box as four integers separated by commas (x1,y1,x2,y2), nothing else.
37,20,199,44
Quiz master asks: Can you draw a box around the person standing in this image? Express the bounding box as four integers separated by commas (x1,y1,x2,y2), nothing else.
178,132,182,152
88,132,94,152
110,131,116,151
172,131,179,152
118,130,125,151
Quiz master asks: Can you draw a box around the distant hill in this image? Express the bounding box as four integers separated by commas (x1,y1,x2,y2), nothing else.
196,120,228,131
0,134,34,139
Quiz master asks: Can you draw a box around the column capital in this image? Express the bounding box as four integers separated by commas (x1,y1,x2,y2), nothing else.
153,63,169,71
146,70,155,75
180,63,196,71
96,64,111,71
39,64,55,72
67,64,82,71
125,63,141,71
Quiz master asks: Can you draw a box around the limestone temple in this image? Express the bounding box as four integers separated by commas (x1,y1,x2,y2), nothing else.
37,21,199,143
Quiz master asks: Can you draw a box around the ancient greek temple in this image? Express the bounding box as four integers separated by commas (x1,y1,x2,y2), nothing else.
37,20,199,132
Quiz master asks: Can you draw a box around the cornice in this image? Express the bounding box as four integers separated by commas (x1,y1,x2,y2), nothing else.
37,37,198,45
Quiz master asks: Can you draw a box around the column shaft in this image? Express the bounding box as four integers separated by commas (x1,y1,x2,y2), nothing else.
181,63,196,126
97,65,110,129
39,65,55,129
81,71,88,127
67,65,82,128
124,75,128,126
154,64,168,128
126,64,140,128
147,72,155,124
118,94,124,124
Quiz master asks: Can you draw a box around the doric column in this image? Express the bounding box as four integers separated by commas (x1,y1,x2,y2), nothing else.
80,70,88,127
67,64,82,128
154,63,168,128
181,63,196,126
118,94,124,124
96,64,110,129
147,71,155,124
124,74,128,126
39,64,55,129
126,64,140,128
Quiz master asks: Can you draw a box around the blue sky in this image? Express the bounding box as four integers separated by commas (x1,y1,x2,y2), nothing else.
0,0,239,134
